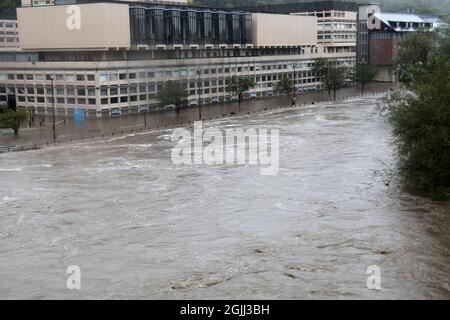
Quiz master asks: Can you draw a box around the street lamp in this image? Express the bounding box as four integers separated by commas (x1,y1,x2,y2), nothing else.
293,63,297,99
51,75,56,142
197,68,202,119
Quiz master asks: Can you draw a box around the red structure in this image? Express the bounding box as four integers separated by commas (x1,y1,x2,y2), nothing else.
369,34,402,65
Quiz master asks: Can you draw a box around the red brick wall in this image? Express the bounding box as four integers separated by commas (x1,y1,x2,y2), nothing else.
369,37,401,65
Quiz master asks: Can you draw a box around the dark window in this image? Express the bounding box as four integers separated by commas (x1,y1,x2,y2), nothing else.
130,6,146,46
213,12,227,44
227,13,241,44
240,14,252,44
147,8,165,45
165,9,182,45
182,10,197,45
200,11,213,44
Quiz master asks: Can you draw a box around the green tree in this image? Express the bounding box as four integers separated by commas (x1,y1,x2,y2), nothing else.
311,58,329,81
275,75,293,99
227,76,255,105
0,0,17,19
193,0,450,16
0,110,27,135
395,31,437,87
354,63,378,94
311,58,331,94
156,81,188,109
324,65,347,100
383,28,450,197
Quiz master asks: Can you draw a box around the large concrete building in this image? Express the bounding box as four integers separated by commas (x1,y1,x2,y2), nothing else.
0,0,357,117
0,19,20,51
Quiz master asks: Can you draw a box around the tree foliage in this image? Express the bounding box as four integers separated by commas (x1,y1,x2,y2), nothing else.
0,0,18,19
275,75,293,98
156,81,188,108
0,110,27,135
2,0,450,17
312,58,348,99
227,76,255,104
311,58,329,83
395,31,437,87
354,63,378,94
325,65,348,100
192,0,450,15
384,28,450,198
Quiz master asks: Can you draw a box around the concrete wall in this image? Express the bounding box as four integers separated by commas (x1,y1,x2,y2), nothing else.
18,3,131,51
252,13,317,47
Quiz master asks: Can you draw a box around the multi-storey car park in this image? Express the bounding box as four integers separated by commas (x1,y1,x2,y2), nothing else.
0,0,358,117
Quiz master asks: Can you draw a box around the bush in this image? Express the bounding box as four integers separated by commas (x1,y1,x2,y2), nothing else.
384,29,450,198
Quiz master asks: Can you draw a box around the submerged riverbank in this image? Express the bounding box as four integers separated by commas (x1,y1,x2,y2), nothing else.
0,83,393,151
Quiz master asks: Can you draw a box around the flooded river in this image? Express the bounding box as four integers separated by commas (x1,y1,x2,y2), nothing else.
0,95,449,299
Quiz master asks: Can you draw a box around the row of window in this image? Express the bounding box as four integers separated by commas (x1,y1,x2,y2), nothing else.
16,96,97,105
1,57,354,86
1,63,316,83
0,73,96,82
1,70,324,97
318,23,356,29
6,79,322,107
0,21,17,28
304,11,348,18
130,7,253,46
370,32,403,39
97,64,317,82
0,31,18,35
0,37,18,43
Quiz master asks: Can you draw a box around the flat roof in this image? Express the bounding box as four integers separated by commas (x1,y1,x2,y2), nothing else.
374,12,425,24
53,0,230,11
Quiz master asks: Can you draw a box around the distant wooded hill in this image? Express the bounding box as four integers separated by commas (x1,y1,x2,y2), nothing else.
192,0,450,15
1,1,449,19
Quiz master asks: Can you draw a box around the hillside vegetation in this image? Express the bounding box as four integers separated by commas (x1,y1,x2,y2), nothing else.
1,1,449,18
192,0,450,15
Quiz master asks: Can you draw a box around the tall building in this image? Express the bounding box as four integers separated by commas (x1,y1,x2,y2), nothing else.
0,1,356,117
238,1,358,59
0,19,20,51
356,3,378,64
368,12,442,81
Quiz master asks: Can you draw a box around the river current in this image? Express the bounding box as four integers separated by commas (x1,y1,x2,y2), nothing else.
0,95,449,299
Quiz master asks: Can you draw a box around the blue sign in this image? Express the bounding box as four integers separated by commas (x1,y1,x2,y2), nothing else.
74,108,85,125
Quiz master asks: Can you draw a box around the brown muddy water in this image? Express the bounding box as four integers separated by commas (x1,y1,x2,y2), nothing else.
0,94,449,299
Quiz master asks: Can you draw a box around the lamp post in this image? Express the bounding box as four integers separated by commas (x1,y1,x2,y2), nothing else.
293,64,297,99
144,111,147,128
51,75,56,142
197,68,202,120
